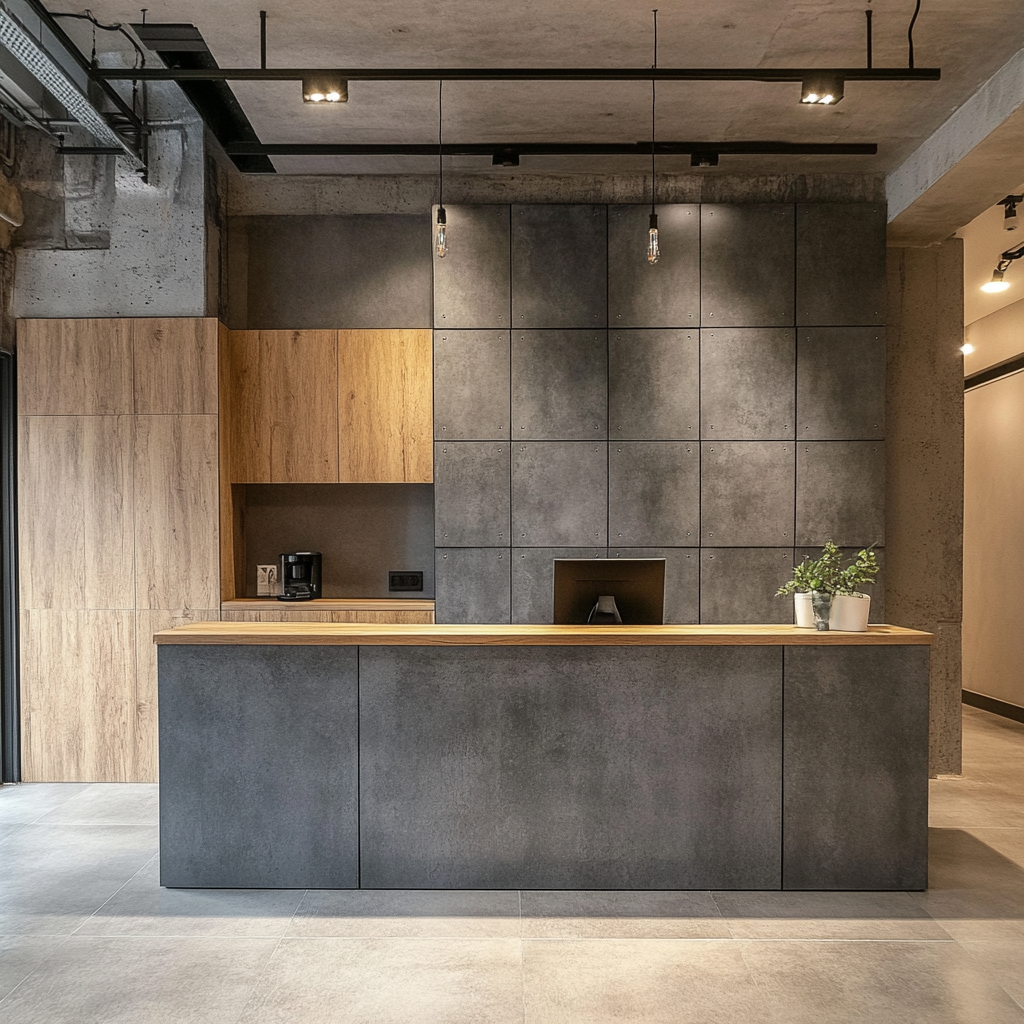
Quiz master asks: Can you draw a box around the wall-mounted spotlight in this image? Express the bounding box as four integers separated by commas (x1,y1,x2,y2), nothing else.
999,194,1023,231
690,151,719,167
800,74,844,105
960,343,975,355
302,74,347,103
980,239,1024,292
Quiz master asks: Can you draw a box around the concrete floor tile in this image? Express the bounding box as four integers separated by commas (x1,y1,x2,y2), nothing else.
960,937,1024,1008
288,889,521,937
0,936,277,1024
711,890,951,939
76,857,305,937
33,784,159,825
0,934,64,1001
520,890,730,938
738,940,1024,1024
0,784,94,826
523,938,774,1024
236,937,524,1024
929,779,1024,828
0,826,157,935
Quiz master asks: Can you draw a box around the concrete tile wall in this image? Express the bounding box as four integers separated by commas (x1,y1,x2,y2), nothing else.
433,203,886,624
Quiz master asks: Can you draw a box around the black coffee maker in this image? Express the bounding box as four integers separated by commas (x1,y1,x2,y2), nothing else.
277,552,322,601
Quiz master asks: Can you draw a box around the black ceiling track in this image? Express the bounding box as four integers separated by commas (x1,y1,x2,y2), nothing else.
132,23,273,174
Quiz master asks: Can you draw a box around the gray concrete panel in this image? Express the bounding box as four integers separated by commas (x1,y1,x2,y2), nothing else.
433,330,511,441
512,547,606,624
245,215,432,329
701,442,796,546
609,442,700,546
797,328,885,440
512,205,607,328
512,442,608,547
158,645,358,888
700,548,797,624
512,330,607,440
358,645,783,889
434,442,510,547
701,205,795,327
796,441,885,547
609,330,699,440
796,204,886,327
607,205,700,328
432,205,511,329
609,547,700,624
783,645,930,889
434,548,511,623
700,329,796,440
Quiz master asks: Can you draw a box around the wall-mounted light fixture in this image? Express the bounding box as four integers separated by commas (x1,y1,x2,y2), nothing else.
302,74,347,103
960,343,975,355
999,194,1023,231
800,73,844,105
646,9,660,265
435,80,447,258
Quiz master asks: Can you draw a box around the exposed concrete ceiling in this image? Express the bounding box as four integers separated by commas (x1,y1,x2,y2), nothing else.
67,1,1024,180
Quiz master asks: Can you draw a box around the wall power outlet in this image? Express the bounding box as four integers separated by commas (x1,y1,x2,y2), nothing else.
257,564,279,596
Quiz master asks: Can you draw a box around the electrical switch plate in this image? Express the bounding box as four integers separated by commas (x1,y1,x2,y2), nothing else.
257,564,279,596
389,570,424,592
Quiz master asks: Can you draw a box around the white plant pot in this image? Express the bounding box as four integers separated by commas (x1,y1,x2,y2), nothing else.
794,592,815,628
829,593,871,632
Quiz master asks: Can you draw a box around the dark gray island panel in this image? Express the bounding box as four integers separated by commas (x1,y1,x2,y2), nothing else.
783,645,930,890
358,645,783,889
158,645,359,888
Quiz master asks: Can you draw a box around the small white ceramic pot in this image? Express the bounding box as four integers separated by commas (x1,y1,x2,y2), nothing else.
829,592,871,632
794,592,814,628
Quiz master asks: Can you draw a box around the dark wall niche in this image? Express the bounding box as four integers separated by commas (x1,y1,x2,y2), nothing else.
431,203,887,625
242,483,435,599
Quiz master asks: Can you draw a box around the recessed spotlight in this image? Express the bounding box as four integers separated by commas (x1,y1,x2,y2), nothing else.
800,75,844,105
302,75,347,103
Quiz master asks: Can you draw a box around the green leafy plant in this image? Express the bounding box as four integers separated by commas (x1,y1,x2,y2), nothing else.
776,541,879,597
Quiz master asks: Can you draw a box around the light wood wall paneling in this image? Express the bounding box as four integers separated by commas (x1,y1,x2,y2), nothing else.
221,609,339,622
20,609,136,781
18,415,135,610
135,609,220,782
225,329,339,483
356,610,435,624
18,319,133,416
218,323,236,601
338,329,433,483
133,318,219,415
134,415,220,610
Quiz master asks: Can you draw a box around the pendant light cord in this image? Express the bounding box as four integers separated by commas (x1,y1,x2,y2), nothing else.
438,79,443,207
651,9,658,215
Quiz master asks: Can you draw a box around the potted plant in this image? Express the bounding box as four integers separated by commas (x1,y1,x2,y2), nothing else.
776,542,879,631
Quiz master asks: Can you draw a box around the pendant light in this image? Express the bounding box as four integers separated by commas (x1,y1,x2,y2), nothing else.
435,79,448,258
647,9,660,265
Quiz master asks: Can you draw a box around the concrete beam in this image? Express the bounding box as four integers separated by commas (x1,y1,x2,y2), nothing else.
887,46,1024,246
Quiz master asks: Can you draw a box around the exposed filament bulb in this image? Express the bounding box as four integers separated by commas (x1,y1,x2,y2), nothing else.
647,212,660,264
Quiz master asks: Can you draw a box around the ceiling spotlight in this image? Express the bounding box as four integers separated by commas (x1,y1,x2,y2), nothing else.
800,75,844,105
981,269,1010,293
302,74,347,103
960,343,975,355
690,152,719,167
492,147,520,167
999,194,1023,231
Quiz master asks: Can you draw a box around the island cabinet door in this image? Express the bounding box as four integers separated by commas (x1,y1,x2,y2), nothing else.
357,645,784,890
782,644,930,890
157,644,359,889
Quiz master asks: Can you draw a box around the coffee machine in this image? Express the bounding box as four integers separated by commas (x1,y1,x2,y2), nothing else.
277,552,322,601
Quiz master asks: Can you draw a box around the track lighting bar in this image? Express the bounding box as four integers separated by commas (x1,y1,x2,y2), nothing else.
223,141,877,158
95,66,940,84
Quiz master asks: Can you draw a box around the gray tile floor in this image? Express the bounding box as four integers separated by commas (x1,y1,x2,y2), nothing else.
0,704,1021,1023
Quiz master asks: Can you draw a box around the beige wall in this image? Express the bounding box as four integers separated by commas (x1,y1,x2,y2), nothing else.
963,372,1024,709
886,241,965,775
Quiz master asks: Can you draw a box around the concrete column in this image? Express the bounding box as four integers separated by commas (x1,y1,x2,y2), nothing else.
885,240,964,775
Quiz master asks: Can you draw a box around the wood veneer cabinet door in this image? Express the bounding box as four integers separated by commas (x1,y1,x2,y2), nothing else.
338,329,433,483
224,329,339,483
133,318,219,415
17,319,134,416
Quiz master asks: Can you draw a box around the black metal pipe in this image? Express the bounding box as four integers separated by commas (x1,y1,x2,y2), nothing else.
57,146,125,154
260,11,267,70
95,66,941,83
223,140,878,157
866,9,873,69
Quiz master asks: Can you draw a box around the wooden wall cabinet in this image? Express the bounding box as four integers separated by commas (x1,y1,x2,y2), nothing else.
17,318,221,782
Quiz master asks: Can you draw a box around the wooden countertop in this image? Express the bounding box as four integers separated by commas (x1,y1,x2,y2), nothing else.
155,623,933,647
222,598,435,612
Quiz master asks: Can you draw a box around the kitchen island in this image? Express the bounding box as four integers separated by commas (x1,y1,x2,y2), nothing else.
155,623,931,891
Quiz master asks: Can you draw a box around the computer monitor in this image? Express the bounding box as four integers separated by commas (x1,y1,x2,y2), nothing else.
552,558,666,625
